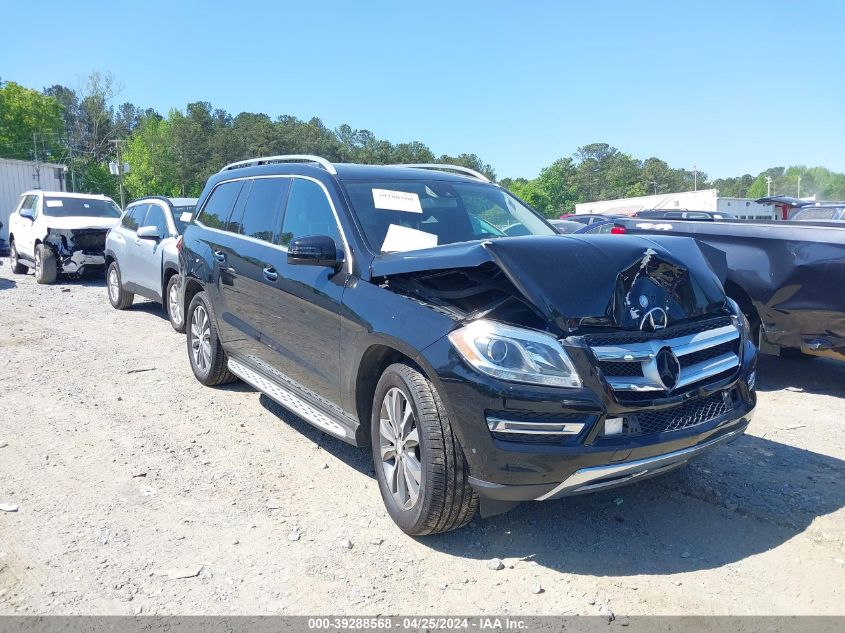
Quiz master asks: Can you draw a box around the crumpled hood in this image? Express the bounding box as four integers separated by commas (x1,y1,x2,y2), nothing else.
44,216,119,231
371,235,728,334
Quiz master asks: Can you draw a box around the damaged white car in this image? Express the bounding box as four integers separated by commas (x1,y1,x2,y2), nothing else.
7,191,122,284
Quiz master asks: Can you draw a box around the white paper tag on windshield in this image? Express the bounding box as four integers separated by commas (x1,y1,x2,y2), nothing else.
45,199,63,207
180,211,193,222
381,224,438,253
372,189,422,213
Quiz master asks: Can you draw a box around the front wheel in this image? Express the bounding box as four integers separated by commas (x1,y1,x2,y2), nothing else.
371,363,478,535
186,291,236,386
165,275,185,333
34,244,57,284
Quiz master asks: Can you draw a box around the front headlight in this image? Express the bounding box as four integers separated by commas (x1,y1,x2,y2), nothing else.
447,320,582,388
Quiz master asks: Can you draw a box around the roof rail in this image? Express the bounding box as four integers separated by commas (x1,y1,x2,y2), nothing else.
220,155,337,175
390,163,491,183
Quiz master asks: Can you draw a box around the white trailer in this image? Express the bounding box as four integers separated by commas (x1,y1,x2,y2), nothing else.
574,189,776,220
0,158,67,240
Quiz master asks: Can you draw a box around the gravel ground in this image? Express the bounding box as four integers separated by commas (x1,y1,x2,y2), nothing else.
0,265,843,616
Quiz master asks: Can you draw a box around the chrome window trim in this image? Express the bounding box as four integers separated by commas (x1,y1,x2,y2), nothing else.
194,174,352,273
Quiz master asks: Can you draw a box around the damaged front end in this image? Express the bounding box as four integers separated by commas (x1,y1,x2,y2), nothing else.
370,234,756,511
44,228,109,276
372,234,731,337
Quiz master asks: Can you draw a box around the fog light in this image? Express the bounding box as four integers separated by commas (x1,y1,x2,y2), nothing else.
747,370,756,391
604,417,624,436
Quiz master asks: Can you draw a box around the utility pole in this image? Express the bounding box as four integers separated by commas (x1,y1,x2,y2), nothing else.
765,176,772,196
693,163,698,191
110,139,127,209
32,132,42,188
797,175,802,198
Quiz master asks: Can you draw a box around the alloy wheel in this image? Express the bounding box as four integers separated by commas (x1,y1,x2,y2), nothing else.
169,283,182,325
190,304,212,373
379,387,422,510
108,268,120,303
35,250,42,279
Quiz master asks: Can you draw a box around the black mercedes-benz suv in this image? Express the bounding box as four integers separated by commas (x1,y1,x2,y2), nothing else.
178,155,757,535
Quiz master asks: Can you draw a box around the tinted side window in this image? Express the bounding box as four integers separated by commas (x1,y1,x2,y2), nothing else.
144,205,169,236
122,204,149,231
199,181,244,229
238,178,289,242
279,179,340,248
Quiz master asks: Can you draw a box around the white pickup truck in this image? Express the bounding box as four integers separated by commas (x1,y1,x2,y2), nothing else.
7,191,121,284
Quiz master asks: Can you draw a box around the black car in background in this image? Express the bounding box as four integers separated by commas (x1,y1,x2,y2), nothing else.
178,156,756,535
635,209,736,221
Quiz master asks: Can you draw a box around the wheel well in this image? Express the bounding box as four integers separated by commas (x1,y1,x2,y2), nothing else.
354,345,418,443
104,254,115,268
162,266,178,297
724,280,758,326
182,276,204,317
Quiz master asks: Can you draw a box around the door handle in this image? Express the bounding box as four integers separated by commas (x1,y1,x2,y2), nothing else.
262,266,278,282
213,250,226,263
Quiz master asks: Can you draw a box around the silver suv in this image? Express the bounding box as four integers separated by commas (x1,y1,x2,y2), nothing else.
104,197,197,331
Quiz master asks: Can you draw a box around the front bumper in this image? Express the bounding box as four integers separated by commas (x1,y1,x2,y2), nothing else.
418,332,757,504
60,250,105,274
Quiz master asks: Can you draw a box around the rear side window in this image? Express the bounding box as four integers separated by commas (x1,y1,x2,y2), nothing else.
279,179,340,248
199,181,244,229
237,178,290,242
144,205,169,236
122,204,149,231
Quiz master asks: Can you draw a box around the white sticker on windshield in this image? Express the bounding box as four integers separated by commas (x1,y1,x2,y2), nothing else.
372,189,423,213
45,200,63,207
381,224,438,253
180,211,193,222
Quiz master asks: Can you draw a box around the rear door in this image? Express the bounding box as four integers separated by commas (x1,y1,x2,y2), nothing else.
193,180,247,345
118,203,150,286
223,176,290,364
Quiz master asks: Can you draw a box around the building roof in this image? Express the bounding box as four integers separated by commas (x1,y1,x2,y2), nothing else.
0,156,66,170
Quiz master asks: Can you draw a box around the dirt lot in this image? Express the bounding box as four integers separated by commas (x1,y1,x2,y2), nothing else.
0,264,843,617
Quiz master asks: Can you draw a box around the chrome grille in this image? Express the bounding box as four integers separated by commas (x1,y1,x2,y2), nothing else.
589,317,741,394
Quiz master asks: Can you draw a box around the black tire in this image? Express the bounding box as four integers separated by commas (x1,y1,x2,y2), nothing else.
9,240,28,274
371,362,478,535
106,262,134,310
34,244,57,285
186,291,236,386
165,274,185,333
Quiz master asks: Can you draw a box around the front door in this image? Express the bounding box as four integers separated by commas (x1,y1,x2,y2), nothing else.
258,177,347,407
135,203,170,300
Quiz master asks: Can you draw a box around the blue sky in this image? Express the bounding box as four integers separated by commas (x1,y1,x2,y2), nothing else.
1,0,843,179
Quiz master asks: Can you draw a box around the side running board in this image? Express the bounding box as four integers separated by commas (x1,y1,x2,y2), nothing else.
227,357,354,443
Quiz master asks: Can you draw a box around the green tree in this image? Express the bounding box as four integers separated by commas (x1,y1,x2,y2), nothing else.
0,81,65,161
123,115,178,198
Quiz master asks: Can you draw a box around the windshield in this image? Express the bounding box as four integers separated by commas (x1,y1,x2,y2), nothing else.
172,205,195,234
342,180,556,253
43,197,121,219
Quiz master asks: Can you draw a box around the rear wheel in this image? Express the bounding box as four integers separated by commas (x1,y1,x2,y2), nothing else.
107,262,134,309
186,291,236,386
371,363,478,535
34,244,57,285
9,241,27,274
165,275,185,333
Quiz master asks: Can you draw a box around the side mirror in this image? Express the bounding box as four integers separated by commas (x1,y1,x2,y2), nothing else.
137,225,162,240
19,208,35,220
288,235,343,270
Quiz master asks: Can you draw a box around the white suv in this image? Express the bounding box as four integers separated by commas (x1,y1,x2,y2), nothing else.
7,191,122,284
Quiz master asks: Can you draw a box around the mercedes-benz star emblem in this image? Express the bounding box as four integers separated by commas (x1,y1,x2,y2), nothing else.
655,346,681,391
640,307,668,331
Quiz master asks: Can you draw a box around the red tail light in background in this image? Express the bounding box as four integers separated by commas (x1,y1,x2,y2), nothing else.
610,226,626,235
